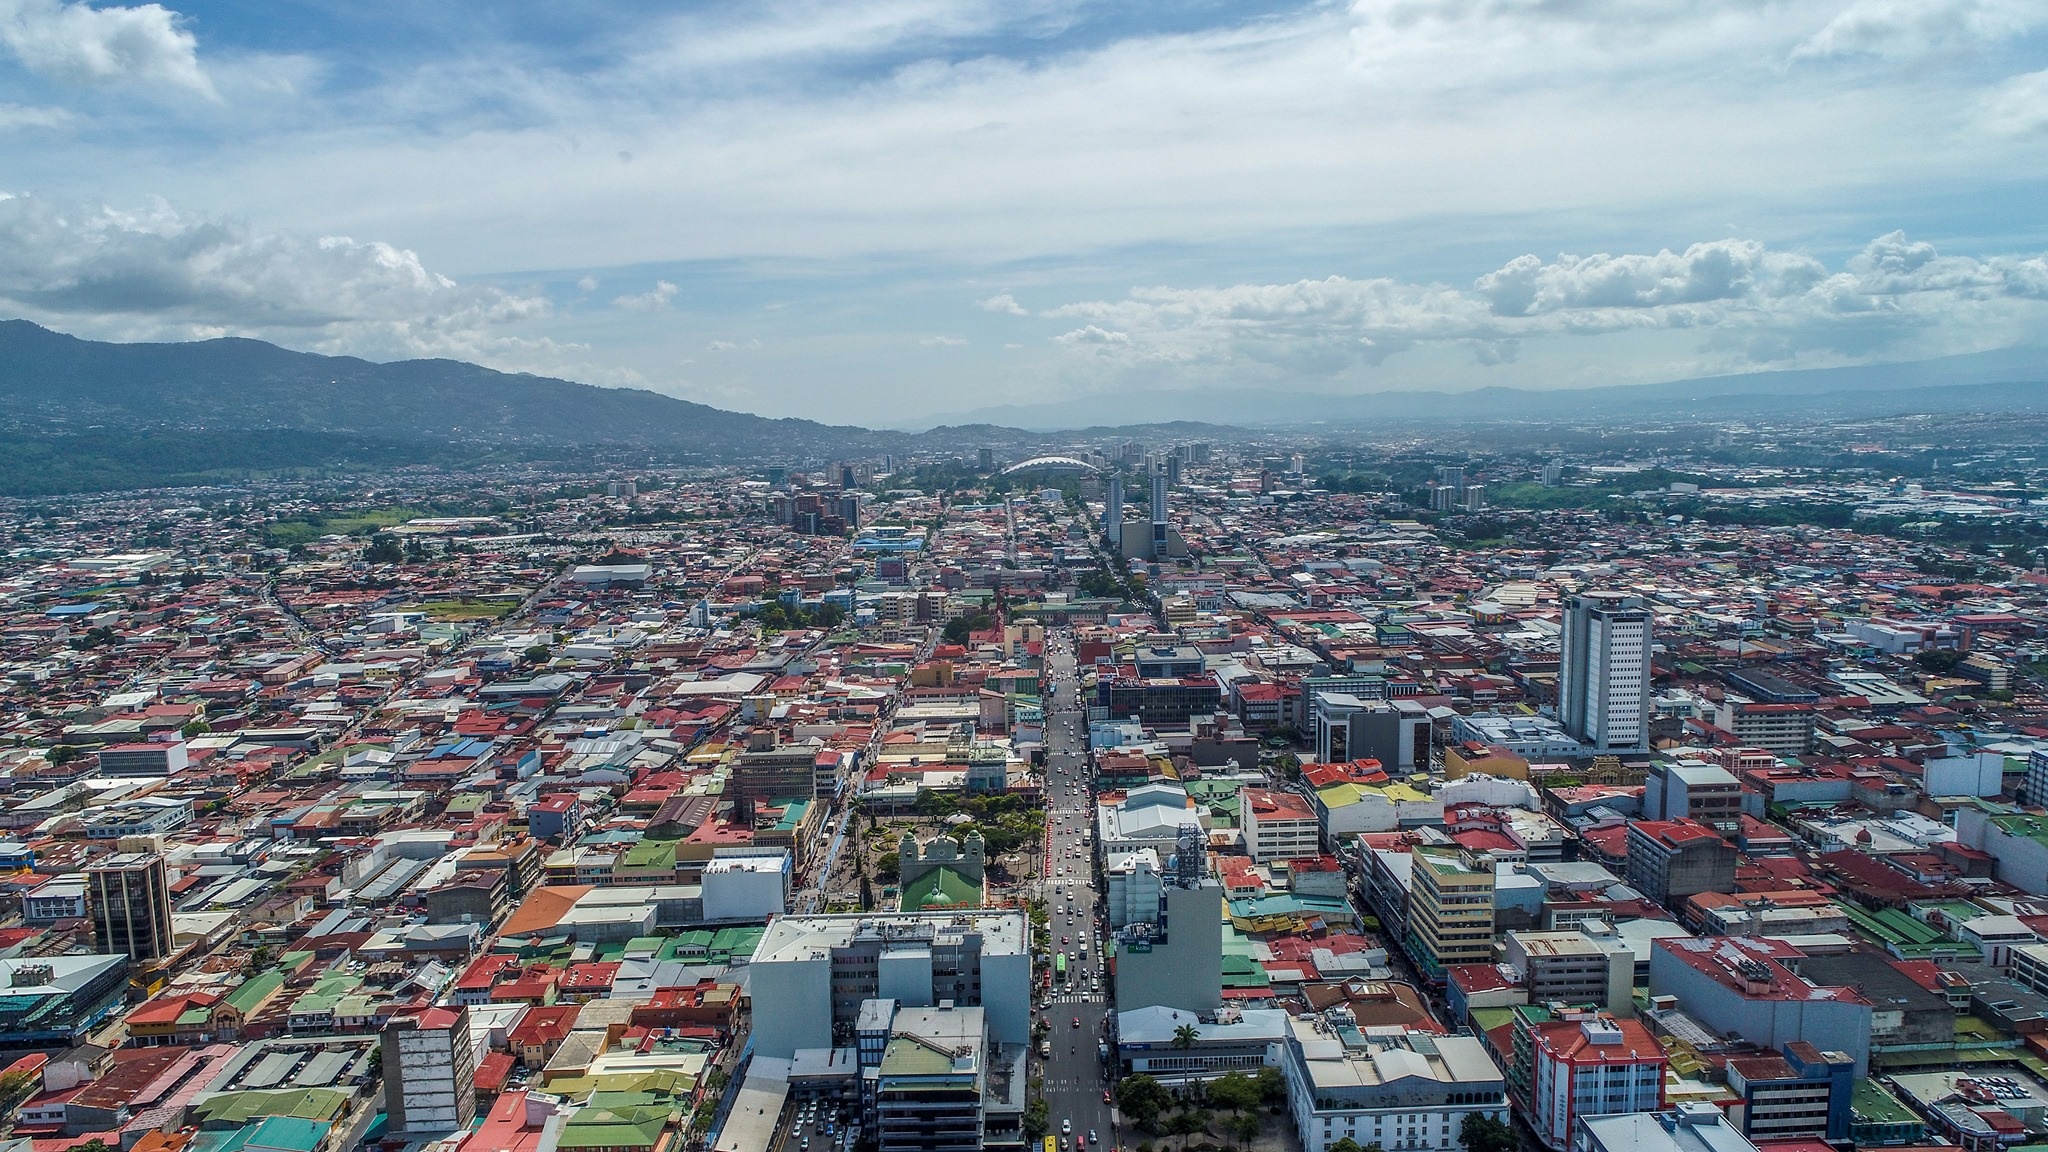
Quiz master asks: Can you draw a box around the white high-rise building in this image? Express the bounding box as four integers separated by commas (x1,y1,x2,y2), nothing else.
1558,592,1651,754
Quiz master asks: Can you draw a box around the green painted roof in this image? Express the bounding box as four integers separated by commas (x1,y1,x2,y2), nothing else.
222,969,288,1014
192,1088,352,1127
900,864,984,913
620,837,680,869
556,1091,677,1150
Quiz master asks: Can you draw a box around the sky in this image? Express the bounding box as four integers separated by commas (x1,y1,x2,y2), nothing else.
0,0,2046,426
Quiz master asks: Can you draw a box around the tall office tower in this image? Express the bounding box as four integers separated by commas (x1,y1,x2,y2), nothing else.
839,494,862,532
977,447,994,471
1190,442,1211,464
1166,454,1182,485
1150,468,1169,555
1558,592,1653,753
382,1008,479,1137
1105,473,1125,541
840,464,857,489
87,852,174,962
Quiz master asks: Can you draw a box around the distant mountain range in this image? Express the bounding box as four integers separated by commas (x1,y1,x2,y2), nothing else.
921,347,2048,429
1,320,2044,475
0,319,875,459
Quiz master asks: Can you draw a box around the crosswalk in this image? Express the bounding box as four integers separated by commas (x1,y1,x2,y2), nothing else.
1043,990,1102,1004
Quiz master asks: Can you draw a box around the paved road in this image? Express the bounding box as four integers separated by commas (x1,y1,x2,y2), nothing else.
1040,629,1118,1151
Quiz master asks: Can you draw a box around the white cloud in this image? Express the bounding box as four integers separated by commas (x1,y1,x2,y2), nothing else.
0,0,214,96
918,334,966,346
1040,232,2048,376
1054,324,1129,345
576,274,598,292
0,101,68,129
0,194,547,361
979,292,1028,315
1792,0,2041,59
1984,68,2048,135
706,339,738,351
613,279,677,310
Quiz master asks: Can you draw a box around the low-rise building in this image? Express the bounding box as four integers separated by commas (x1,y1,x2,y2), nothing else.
1279,1014,1508,1152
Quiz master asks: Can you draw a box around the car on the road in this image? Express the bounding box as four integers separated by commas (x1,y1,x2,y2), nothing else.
1072,1016,1081,1028
1102,1090,1113,1104
1090,1130,1098,1144
1062,1120,1072,1135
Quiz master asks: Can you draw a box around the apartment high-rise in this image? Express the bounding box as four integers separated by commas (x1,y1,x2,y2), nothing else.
1105,473,1125,542
1150,468,1169,555
1406,845,1495,980
1558,592,1652,754
383,1007,479,1138
87,852,174,962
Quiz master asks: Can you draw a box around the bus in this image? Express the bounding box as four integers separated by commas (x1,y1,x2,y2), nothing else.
1045,1137,1059,1152
1054,952,1068,981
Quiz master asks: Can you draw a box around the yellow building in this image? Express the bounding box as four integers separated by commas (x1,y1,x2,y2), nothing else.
1407,845,1495,979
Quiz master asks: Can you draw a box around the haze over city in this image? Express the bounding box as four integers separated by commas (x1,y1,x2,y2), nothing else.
1,0,2046,421
14,8,2048,1152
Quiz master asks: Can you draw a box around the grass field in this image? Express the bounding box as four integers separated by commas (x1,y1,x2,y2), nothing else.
267,507,425,546
410,598,520,620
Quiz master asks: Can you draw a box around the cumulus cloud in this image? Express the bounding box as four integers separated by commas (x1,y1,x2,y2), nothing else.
979,293,1028,316
1792,0,2041,59
0,0,214,96
613,279,677,310
1041,232,2048,373
0,194,547,360
1984,68,2048,135
1054,324,1130,345
918,334,967,346
0,101,67,129
1474,240,1828,316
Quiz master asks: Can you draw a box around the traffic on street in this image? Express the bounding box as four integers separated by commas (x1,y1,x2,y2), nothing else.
1037,627,1120,1151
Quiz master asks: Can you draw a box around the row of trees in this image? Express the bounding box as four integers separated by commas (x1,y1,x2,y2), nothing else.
1113,1071,1517,1152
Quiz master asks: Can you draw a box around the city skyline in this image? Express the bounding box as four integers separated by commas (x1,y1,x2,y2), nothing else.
1,0,2045,422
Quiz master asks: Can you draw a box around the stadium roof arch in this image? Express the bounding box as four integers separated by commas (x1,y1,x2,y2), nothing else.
1000,456,1100,476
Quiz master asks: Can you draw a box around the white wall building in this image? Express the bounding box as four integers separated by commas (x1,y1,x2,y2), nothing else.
749,911,1030,1060
1558,592,1652,754
1106,849,1164,929
1280,1014,1509,1152
702,850,791,923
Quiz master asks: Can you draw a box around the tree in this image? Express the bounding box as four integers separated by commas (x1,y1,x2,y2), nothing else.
1118,1074,1172,1128
46,744,79,766
364,534,404,565
875,852,900,882
1230,1110,1261,1151
1330,1141,1368,1152
1206,1071,1261,1115
524,644,551,664
1914,648,1963,674
943,613,992,644
1024,1098,1050,1140
1461,1112,1516,1152
1253,1065,1286,1107
1172,1023,1200,1050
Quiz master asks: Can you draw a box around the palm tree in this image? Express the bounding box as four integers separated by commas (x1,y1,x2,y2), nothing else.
1172,1023,1200,1050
